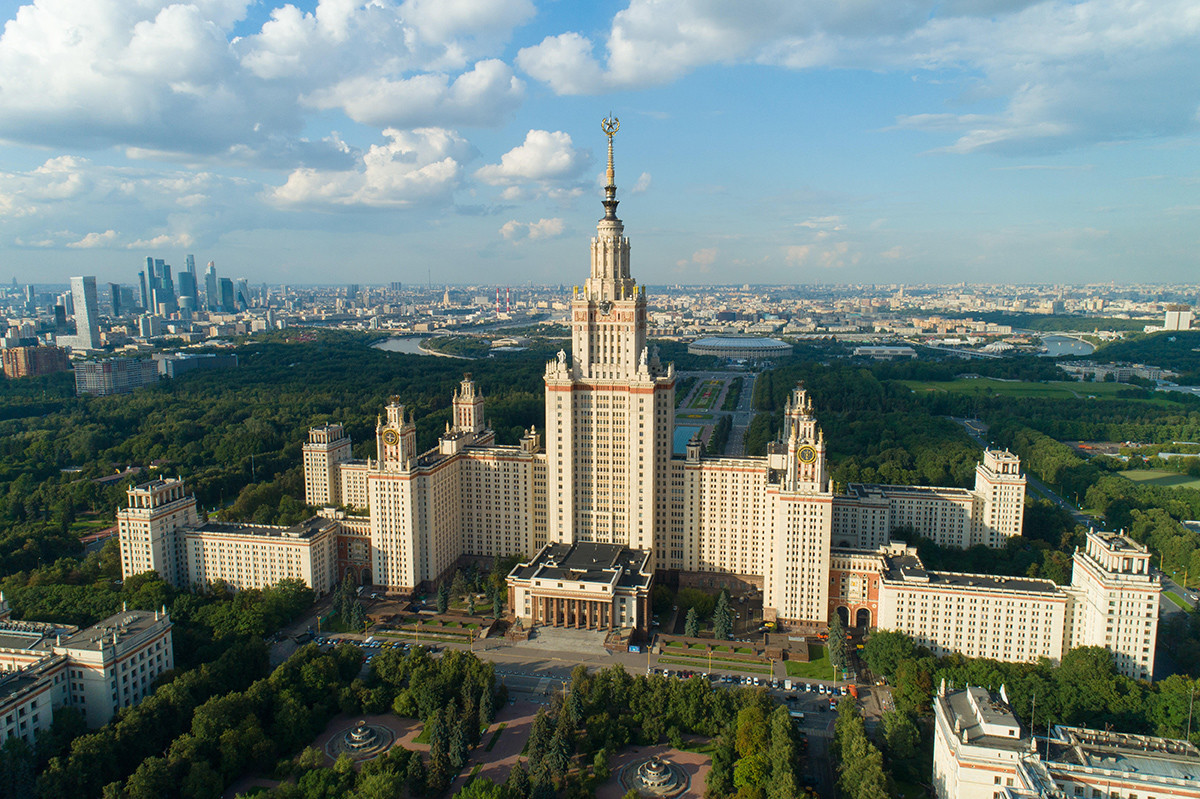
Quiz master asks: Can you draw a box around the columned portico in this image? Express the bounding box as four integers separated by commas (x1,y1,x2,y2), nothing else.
534,594,616,629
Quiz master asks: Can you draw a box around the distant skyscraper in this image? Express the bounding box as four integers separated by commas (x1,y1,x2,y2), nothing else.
177,271,197,308
205,261,218,311
185,254,195,276
67,276,101,350
218,277,235,313
53,305,67,334
138,270,149,310
108,282,121,317
234,278,250,311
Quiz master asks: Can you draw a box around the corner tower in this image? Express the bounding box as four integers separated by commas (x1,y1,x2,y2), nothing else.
545,118,676,553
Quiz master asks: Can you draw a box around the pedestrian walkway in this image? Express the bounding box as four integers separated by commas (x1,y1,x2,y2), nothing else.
522,626,611,656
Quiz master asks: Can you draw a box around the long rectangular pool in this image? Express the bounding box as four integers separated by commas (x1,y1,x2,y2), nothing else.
673,425,702,456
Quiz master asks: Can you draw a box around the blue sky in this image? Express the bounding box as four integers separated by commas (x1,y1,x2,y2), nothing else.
0,0,1196,287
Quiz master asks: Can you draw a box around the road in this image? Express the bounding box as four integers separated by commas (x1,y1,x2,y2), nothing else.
675,370,760,458
949,416,1095,526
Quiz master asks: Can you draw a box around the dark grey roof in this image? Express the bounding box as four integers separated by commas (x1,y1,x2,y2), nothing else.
509,542,651,590
191,516,333,540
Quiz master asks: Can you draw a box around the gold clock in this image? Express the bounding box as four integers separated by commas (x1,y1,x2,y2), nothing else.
798,445,817,464
383,430,400,446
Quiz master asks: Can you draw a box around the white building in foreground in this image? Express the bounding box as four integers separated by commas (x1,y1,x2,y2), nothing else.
0,596,173,734
934,683,1200,799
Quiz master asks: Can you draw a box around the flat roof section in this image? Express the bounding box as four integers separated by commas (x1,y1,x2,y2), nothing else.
190,516,333,540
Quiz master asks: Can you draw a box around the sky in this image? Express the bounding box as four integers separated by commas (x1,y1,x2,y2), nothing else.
0,0,1197,288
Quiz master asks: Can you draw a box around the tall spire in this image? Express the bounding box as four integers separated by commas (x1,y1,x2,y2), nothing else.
601,115,620,220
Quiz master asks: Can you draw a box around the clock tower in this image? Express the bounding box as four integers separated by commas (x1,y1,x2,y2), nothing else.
377,398,417,471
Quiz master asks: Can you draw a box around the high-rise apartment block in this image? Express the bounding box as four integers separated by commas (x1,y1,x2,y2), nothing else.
74,357,159,396
58,275,101,350
1165,305,1195,331
2,345,70,379
302,424,353,508
835,531,1157,679
1063,530,1158,679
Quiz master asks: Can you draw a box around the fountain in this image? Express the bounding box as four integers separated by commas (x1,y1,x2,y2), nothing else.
324,718,395,761
618,753,688,796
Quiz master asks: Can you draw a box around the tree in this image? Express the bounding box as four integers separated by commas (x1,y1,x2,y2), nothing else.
892,658,934,716
684,607,699,638
828,613,847,672
713,591,733,641
436,583,451,615
861,630,915,680
526,709,552,771
504,762,530,798
406,752,426,796
882,710,918,762
592,749,611,782
735,705,768,758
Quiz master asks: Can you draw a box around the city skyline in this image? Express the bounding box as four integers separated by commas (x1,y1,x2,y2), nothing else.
0,0,1196,287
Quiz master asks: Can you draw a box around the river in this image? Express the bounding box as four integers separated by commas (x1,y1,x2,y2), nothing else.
372,336,432,355
1039,334,1096,357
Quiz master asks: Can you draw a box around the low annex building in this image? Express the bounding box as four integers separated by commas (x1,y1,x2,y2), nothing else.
934,683,1200,799
507,542,652,630
0,596,174,736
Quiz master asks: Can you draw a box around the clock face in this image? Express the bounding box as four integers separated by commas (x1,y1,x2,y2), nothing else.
798,445,817,464
599,300,613,315
383,430,400,446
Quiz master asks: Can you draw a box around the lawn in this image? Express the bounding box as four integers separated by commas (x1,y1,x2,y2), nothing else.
677,412,714,420
784,645,836,680
1165,591,1190,610
484,723,506,752
899,378,1138,400
689,380,724,410
657,655,771,674
1118,469,1200,491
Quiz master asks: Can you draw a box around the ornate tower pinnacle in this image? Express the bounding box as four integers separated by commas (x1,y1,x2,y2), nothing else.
602,116,620,221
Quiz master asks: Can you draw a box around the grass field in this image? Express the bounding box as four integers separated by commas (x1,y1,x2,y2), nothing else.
899,378,1138,400
656,655,772,674
1165,591,1190,610
784,645,835,679
689,380,724,410
1119,469,1200,490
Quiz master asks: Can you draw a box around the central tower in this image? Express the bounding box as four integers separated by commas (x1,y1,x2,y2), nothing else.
544,119,675,553
572,117,647,380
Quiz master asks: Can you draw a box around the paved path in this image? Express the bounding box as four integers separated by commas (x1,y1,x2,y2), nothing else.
597,742,712,799
448,699,540,793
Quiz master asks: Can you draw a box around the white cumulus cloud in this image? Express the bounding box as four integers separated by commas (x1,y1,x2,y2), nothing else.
67,230,120,249
500,217,565,242
0,0,536,165
517,0,1200,153
476,130,587,185
305,59,524,129
270,128,469,208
